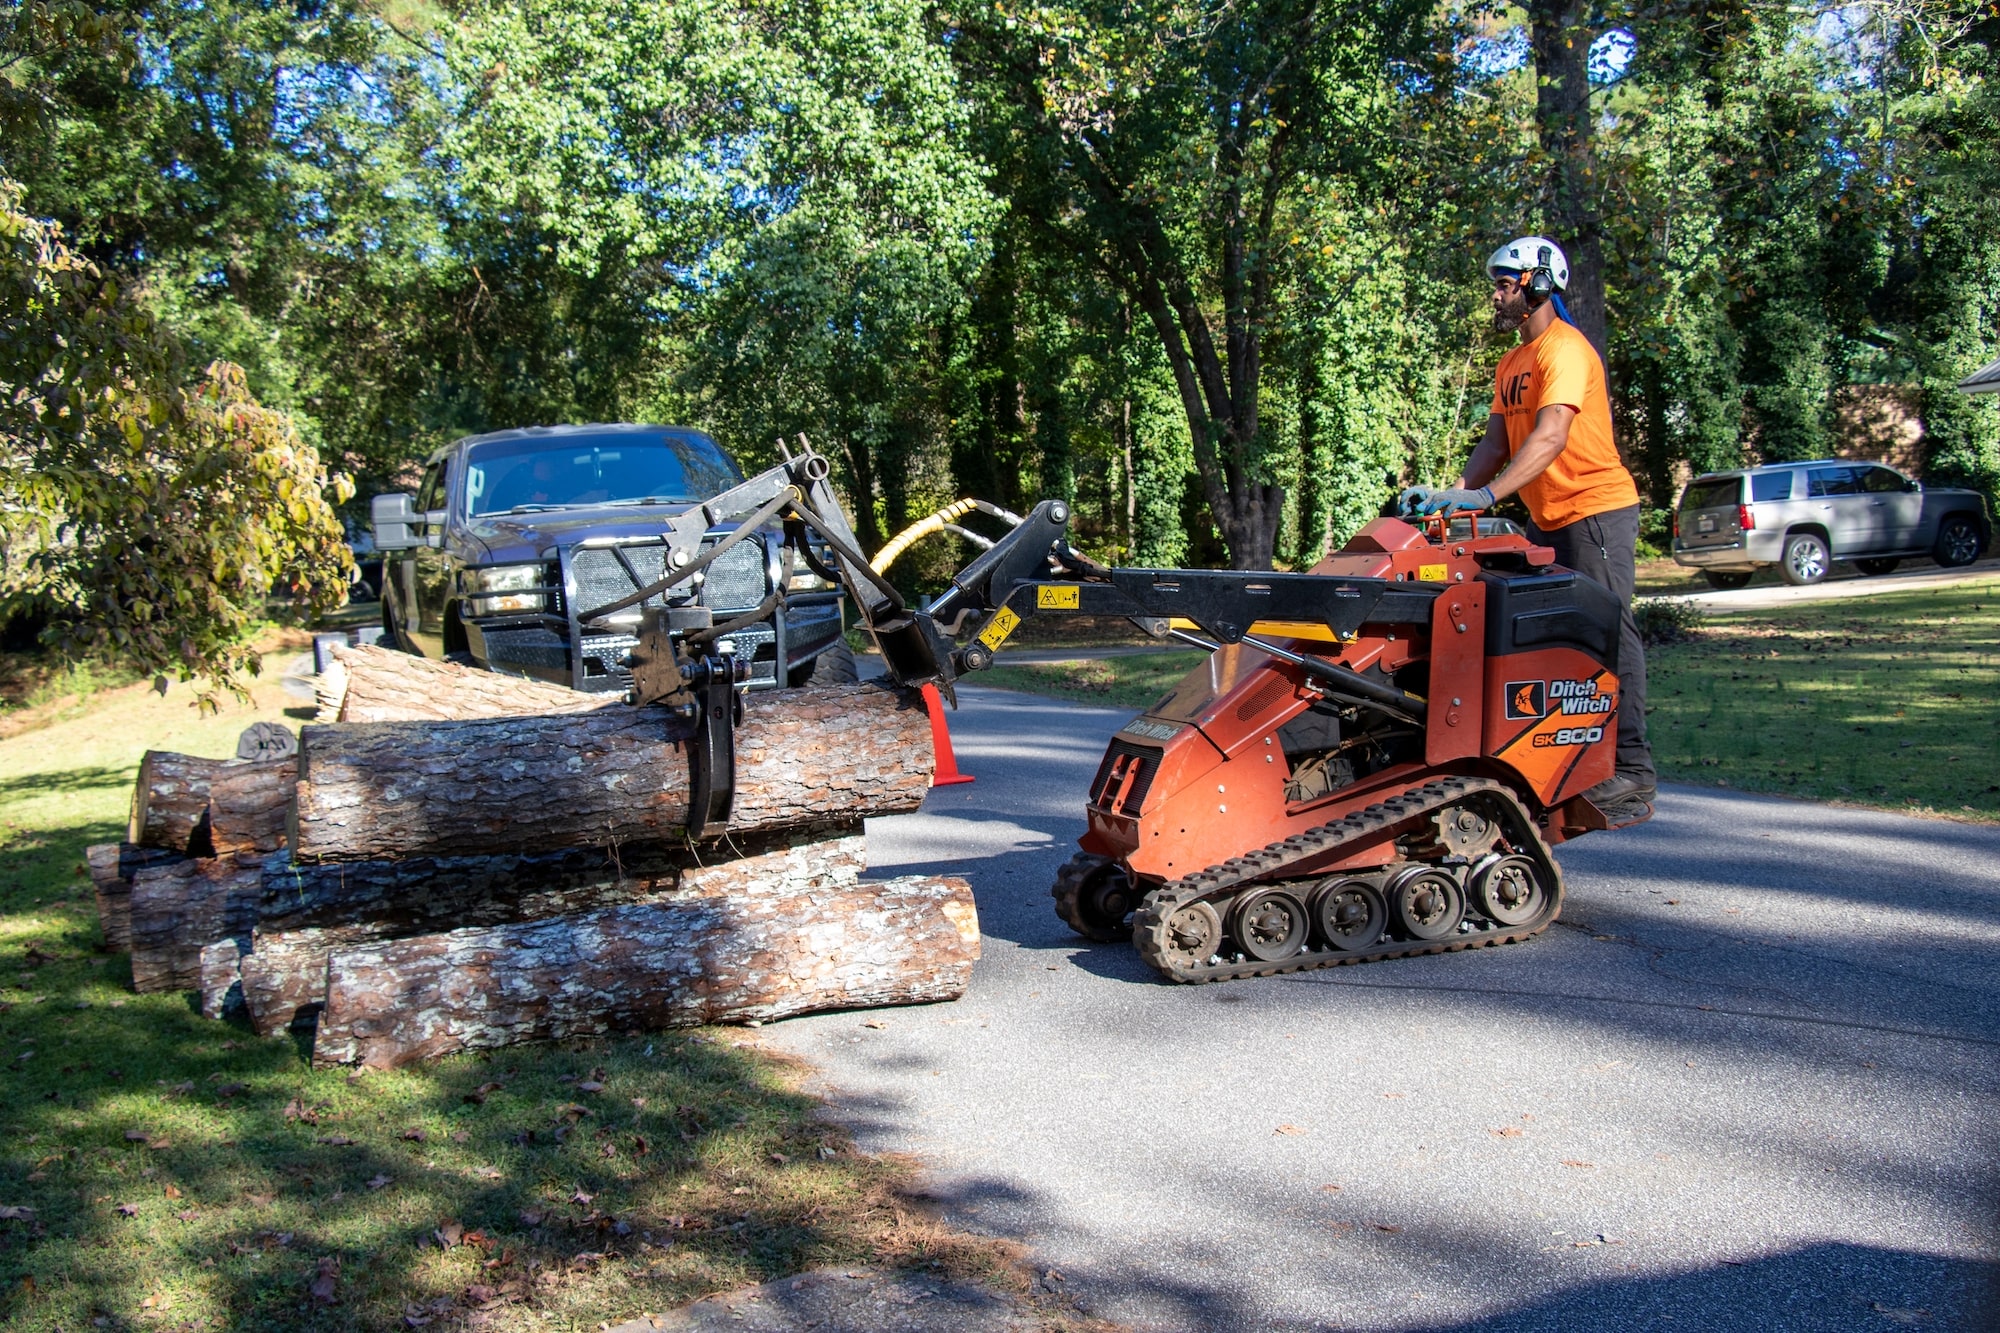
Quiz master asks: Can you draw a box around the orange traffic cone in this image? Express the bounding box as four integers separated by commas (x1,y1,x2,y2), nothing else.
921,682,975,786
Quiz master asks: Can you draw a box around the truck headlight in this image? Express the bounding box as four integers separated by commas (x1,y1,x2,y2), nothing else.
463,563,550,616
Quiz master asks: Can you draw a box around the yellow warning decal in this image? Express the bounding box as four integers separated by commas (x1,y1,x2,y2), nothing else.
977,606,1022,651
1418,564,1448,583
1036,584,1081,610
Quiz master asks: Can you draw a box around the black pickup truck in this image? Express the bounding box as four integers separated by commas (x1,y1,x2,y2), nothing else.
370,424,848,693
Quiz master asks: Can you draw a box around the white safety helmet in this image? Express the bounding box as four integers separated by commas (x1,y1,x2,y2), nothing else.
1485,236,1570,295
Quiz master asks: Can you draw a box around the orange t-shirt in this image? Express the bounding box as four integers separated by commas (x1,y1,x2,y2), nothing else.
1490,320,1638,530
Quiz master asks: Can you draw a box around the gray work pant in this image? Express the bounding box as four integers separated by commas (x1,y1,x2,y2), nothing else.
1526,504,1655,786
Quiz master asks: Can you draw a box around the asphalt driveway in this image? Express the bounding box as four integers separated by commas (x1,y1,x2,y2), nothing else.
759,687,2000,1332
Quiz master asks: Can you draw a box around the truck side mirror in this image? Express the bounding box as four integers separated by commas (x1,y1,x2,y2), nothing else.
371,493,422,550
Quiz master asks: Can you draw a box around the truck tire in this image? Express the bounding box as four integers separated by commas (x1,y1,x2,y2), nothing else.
1934,515,1982,568
1780,532,1830,586
789,641,858,688
1703,570,1753,590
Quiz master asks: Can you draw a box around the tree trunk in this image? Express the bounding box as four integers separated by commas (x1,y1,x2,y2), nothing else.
321,644,615,724
129,752,228,854
312,868,979,1069
1529,0,1608,358
246,831,875,1038
290,681,933,863
207,757,297,855
128,852,276,993
87,842,184,953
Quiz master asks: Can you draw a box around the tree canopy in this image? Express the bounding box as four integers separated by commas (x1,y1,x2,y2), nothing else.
3,0,1993,576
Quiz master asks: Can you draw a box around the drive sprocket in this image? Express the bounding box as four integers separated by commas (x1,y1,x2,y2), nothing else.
1051,852,1138,943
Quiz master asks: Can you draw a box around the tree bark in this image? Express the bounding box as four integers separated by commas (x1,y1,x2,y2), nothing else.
87,842,184,953
290,681,933,863
129,752,228,855
199,939,247,1022
1529,0,1608,358
245,831,874,1037
128,852,276,993
320,644,616,724
207,757,297,855
311,867,979,1069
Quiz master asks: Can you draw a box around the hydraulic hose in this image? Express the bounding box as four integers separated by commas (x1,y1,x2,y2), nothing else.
871,498,1023,575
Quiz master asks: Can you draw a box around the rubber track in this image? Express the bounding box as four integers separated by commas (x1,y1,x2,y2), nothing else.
1132,776,1565,984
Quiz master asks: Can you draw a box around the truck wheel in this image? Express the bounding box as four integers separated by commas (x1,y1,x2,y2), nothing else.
1934,515,1982,568
1779,532,1830,586
1855,557,1899,576
1702,570,1753,590
789,641,858,688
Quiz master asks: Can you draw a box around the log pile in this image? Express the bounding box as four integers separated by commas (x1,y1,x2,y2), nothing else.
89,647,976,1066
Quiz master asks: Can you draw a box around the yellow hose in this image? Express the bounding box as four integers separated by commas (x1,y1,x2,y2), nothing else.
872,498,1017,575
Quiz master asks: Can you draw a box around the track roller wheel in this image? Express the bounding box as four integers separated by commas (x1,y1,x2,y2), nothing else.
1389,866,1464,941
1051,853,1138,943
1310,877,1387,952
1468,854,1547,927
1137,895,1224,978
1231,887,1309,962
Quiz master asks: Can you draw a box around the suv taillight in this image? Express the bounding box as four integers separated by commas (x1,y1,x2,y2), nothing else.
1738,503,1755,531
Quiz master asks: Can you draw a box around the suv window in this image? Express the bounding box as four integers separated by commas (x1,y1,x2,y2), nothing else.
1680,477,1741,511
1750,470,1795,502
1860,466,1908,494
1807,466,1861,497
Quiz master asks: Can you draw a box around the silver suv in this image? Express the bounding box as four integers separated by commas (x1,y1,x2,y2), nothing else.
1672,461,1990,588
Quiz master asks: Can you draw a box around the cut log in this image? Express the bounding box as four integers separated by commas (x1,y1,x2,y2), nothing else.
198,939,247,1021
246,830,872,1037
87,842,184,953
311,860,978,1069
290,682,932,863
128,852,276,993
322,643,615,724
255,824,855,935
207,757,297,855
130,751,228,854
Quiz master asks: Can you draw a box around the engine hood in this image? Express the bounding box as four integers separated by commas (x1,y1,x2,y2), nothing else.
465,503,706,561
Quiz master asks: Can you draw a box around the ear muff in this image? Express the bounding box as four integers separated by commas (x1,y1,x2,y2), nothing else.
1526,244,1556,301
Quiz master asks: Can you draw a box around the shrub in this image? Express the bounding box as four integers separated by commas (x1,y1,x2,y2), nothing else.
1635,596,1704,645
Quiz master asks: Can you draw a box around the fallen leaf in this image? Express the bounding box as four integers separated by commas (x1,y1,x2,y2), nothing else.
436,1221,464,1248
0,1205,36,1221
518,1209,546,1227
569,1189,593,1206
1318,1184,1341,1194
1382,1092,1406,1100
175,1208,198,1222
862,1020,885,1030
366,1175,393,1191
123,1129,150,1142
115,1202,139,1217
464,1081,504,1105
213,1082,245,1098
400,1128,426,1142
283,1099,320,1125
768,1152,789,1164
309,1256,339,1305
462,1229,492,1250
553,1103,592,1122
632,1135,649,1157
1373,1223,1402,1233
245,1191,275,1207
316,1134,357,1147
1560,1159,1596,1168
1274,1124,1304,1136
577,1080,605,1094
464,1282,497,1305
1490,1126,1526,1139
476,1166,503,1179
163,1183,183,1199
449,1130,469,1144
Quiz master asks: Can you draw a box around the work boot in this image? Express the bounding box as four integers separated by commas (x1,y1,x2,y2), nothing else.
1585,771,1656,808
1596,795,1655,830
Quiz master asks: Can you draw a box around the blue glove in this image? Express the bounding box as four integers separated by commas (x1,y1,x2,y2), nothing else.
1414,485,1494,517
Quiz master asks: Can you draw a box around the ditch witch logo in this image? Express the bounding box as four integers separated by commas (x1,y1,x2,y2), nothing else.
1505,677,1614,721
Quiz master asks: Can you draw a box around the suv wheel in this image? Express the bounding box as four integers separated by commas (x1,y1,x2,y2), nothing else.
1855,557,1899,576
1703,570,1753,590
1780,532,1830,586
1934,515,1982,568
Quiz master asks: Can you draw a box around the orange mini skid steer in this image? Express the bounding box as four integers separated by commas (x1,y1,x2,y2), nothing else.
609,443,1631,984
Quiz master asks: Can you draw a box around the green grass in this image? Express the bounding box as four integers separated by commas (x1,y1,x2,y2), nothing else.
1648,577,1999,818
980,651,1208,708
0,673,1039,1331
976,579,2000,821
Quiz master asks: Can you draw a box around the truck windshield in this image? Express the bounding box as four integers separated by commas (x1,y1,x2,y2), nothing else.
463,432,743,516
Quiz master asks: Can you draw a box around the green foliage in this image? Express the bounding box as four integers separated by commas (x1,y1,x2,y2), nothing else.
0,184,352,707
1633,595,1703,645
